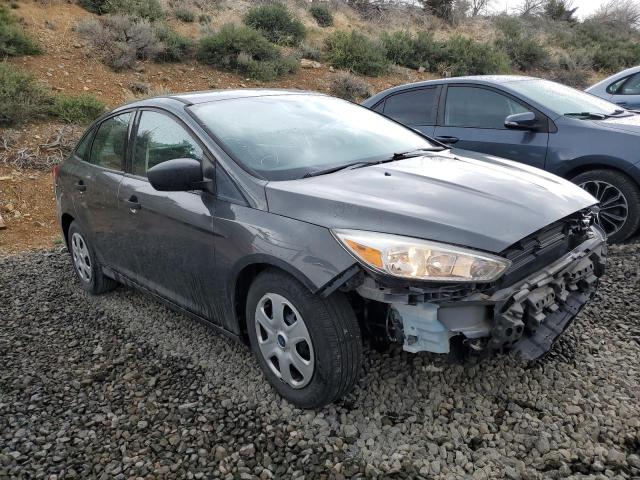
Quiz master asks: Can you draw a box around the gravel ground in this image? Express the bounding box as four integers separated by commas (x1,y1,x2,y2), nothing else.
1,245,639,479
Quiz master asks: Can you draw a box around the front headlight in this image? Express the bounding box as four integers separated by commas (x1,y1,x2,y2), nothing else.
333,229,511,283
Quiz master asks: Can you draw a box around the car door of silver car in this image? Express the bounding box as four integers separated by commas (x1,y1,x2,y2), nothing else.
607,72,640,110
115,109,218,320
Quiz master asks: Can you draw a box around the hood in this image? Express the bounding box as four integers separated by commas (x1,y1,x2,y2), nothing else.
596,113,640,135
265,149,597,253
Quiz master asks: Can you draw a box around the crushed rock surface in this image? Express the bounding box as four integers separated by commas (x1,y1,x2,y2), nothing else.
1,245,639,479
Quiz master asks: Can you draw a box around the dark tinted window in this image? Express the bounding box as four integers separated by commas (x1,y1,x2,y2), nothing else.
372,101,385,113
445,86,527,129
607,78,627,94
383,88,438,125
74,128,95,161
89,113,132,170
620,73,640,95
132,111,203,177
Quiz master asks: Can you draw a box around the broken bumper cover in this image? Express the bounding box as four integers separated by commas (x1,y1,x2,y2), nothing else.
358,226,607,360
490,228,606,359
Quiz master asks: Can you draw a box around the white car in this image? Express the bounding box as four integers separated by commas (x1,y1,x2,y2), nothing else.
586,66,640,110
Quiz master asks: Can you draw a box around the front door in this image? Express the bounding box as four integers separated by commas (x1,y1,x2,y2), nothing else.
115,109,218,320
434,85,549,170
609,72,640,110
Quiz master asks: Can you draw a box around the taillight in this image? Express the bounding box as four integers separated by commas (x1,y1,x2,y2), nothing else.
52,165,60,186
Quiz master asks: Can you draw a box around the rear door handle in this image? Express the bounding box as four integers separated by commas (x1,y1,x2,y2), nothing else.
435,136,460,145
75,181,86,192
125,195,141,212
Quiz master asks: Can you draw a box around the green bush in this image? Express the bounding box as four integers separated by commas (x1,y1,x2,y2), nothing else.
309,4,333,27
439,36,510,76
549,50,593,88
494,17,549,71
197,24,297,81
174,8,195,23
325,30,388,76
78,0,164,21
298,42,321,61
0,6,41,57
76,15,164,71
244,3,306,46
0,63,53,126
558,21,640,72
155,25,194,62
51,94,106,124
381,30,438,70
330,72,370,102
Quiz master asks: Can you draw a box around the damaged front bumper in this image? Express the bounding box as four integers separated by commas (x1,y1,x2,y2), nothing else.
356,226,607,360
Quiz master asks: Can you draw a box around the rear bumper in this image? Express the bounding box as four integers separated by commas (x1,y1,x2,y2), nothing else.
357,226,607,360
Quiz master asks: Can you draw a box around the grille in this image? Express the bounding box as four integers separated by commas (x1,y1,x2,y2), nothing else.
496,210,593,287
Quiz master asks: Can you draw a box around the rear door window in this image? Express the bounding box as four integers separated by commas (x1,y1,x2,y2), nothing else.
131,110,203,177
444,86,528,129
382,88,438,125
89,113,132,170
619,73,640,95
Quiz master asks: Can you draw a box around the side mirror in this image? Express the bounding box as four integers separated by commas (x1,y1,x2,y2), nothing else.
148,158,204,192
505,111,537,130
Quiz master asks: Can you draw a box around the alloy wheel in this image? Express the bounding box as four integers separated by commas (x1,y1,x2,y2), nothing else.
579,180,629,237
254,293,314,389
71,232,92,283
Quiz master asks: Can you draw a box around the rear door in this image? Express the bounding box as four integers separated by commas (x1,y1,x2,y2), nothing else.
67,112,133,268
372,86,440,136
115,108,218,319
433,85,549,170
608,72,640,110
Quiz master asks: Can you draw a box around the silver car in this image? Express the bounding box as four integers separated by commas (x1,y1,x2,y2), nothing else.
586,66,640,110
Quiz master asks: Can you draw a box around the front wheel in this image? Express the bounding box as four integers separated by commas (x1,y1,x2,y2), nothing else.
572,169,640,243
246,269,362,409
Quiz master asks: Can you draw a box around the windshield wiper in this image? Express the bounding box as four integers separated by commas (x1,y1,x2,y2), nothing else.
564,112,607,120
302,147,446,178
303,161,372,178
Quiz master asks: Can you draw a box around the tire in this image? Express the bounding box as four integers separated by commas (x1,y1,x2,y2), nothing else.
67,221,118,295
246,269,362,409
571,169,640,243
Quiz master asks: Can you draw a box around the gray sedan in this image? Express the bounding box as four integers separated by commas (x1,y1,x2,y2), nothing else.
55,90,606,408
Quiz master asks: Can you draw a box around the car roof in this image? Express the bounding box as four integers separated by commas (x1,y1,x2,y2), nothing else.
113,88,323,112
361,75,539,106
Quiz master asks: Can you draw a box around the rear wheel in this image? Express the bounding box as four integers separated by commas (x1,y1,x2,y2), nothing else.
68,221,118,294
246,269,362,409
572,169,640,243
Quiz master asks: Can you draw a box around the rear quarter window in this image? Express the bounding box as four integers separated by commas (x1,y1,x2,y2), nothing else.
73,128,95,161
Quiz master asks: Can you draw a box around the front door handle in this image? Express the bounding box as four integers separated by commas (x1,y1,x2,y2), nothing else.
125,195,141,212
435,136,460,145
75,181,86,192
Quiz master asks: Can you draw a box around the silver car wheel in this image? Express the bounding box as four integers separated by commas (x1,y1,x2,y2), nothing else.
71,232,92,283
579,180,629,237
254,293,315,389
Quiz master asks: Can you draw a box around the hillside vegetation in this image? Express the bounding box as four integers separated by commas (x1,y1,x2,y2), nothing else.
1,0,640,127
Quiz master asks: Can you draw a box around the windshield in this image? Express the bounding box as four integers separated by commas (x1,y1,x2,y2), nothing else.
190,94,439,180
507,79,622,117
